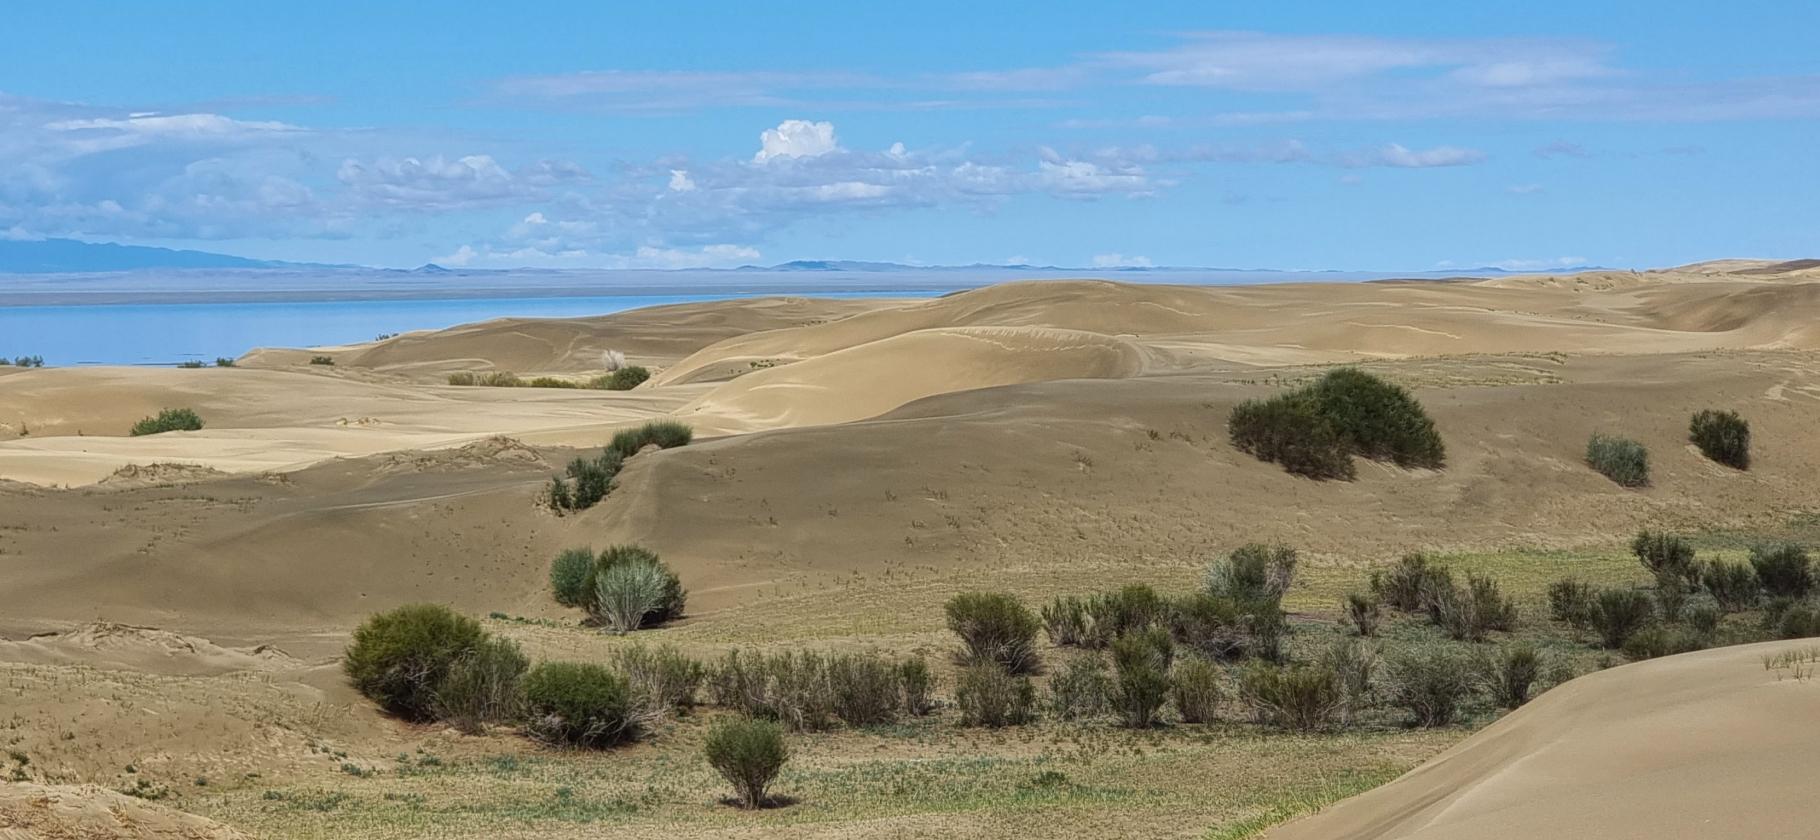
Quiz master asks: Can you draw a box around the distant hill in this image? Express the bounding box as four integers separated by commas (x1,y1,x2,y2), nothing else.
0,238,335,273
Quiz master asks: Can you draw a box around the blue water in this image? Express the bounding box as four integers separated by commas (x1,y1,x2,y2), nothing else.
0,293,938,367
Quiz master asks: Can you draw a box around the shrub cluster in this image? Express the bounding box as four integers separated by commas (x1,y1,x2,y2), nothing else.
1236,660,1346,731
544,423,693,509
1228,368,1445,480
955,663,1036,727
1383,645,1476,727
1586,433,1649,487
1689,409,1750,470
309,355,335,366
708,650,934,732
946,592,1042,674
592,366,651,391
129,407,205,436
610,420,694,458
521,661,636,748
5,356,45,367
344,604,515,723
549,545,687,632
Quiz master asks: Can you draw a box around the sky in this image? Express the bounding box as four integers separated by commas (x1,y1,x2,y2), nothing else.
0,0,1816,271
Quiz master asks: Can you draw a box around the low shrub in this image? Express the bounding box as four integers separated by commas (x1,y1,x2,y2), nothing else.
309,355,335,366
1701,560,1761,612
612,644,705,725
552,545,686,630
1586,433,1649,487
1425,575,1515,642
1371,553,1451,613
1547,578,1597,628
827,653,903,727
704,718,789,810
433,636,529,734
1236,661,1345,731
1227,391,1355,480
593,366,651,391
1384,645,1476,727
522,661,635,748
1205,544,1298,601
899,657,934,717
129,408,205,436
1689,409,1750,470
1048,653,1113,721
1109,628,1173,728
528,376,580,389
344,604,487,722
551,450,624,512
1767,601,1820,640
1588,588,1655,649
1479,643,1540,709
177,360,205,368
1621,624,1707,660
599,545,687,624
1084,584,1170,645
954,664,1035,727
1169,592,1284,662
1750,542,1814,599
448,370,524,387
1632,531,1699,588
446,372,478,386
1686,603,1723,638
609,420,694,458
11,356,44,368
1171,655,1222,724
550,548,596,609
1321,637,1379,718
214,357,236,367
1041,596,1090,647
595,558,670,634
1343,593,1381,637
945,592,1041,674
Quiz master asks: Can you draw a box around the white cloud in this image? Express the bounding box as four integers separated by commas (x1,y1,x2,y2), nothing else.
668,169,695,191
1507,183,1545,194
1092,253,1153,267
755,120,841,162
1338,143,1487,168
335,155,589,210
1486,256,1588,271
436,244,477,265
632,243,762,268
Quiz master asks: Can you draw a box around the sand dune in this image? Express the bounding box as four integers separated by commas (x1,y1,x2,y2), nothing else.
0,782,251,839
1265,639,1820,840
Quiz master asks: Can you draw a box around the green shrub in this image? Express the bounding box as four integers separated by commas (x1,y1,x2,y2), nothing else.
521,661,635,748
433,636,529,734
609,420,694,458
1767,601,1820,639
1588,588,1655,649
1305,367,1446,468
1384,645,1476,727
449,370,522,386
954,664,1035,727
177,360,205,369
1689,409,1749,470
703,718,788,810
344,604,487,721
447,371,478,386
708,650,835,732
1343,593,1381,637
1479,643,1540,709
1320,637,1378,717
1048,653,1113,721
1227,391,1355,480
1085,584,1170,645
1371,553,1451,613
827,653,903,727
129,408,205,436
1632,531,1699,587
612,644,705,724
899,657,934,717
550,450,624,512
1236,661,1345,731
1547,578,1597,628
592,366,650,391
550,548,596,609
1171,655,1222,724
1686,603,1723,638
1586,433,1649,487
214,357,236,367
595,558,670,634
1701,560,1761,612
1170,592,1284,662
945,592,1041,674
1205,544,1298,601
1621,625,1707,660
1110,628,1174,728
309,355,335,366
547,476,572,510
599,545,687,623
1750,542,1814,599
1041,596,1090,647
1425,575,1515,642
11,355,44,368
528,376,581,389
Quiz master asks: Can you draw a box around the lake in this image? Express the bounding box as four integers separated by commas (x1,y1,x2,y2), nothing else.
0,293,942,367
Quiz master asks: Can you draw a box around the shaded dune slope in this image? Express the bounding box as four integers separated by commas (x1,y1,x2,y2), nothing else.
1264,640,1820,840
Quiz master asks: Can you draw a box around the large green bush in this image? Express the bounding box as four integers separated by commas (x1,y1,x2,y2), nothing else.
549,548,596,609
344,604,488,722
954,664,1036,727
703,718,789,810
1236,661,1345,731
1750,542,1814,599
1586,433,1649,487
1701,560,1761,612
1227,368,1445,480
1384,645,1476,727
593,366,651,391
596,559,670,634
1689,409,1750,470
1588,588,1654,649
609,420,694,458
945,592,1041,674
129,407,205,436
550,545,686,630
520,661,636,748
1169,591,1285,662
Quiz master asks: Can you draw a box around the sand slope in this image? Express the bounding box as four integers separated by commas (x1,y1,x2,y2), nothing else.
0,782,251,839
1265,640,1820,840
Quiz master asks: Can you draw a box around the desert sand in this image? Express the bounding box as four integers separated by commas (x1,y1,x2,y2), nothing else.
2,259,1820,838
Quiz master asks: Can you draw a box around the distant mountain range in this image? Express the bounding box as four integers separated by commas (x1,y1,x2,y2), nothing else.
0,236,1601,277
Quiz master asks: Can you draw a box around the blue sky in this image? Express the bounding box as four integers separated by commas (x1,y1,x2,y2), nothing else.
1,0,1815,270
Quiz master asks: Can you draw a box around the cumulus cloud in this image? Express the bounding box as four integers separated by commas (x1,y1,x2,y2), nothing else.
755,120,841,162
335,154,589,210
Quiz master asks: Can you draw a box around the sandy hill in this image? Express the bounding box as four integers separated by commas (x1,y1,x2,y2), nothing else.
1264,639,1820,840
